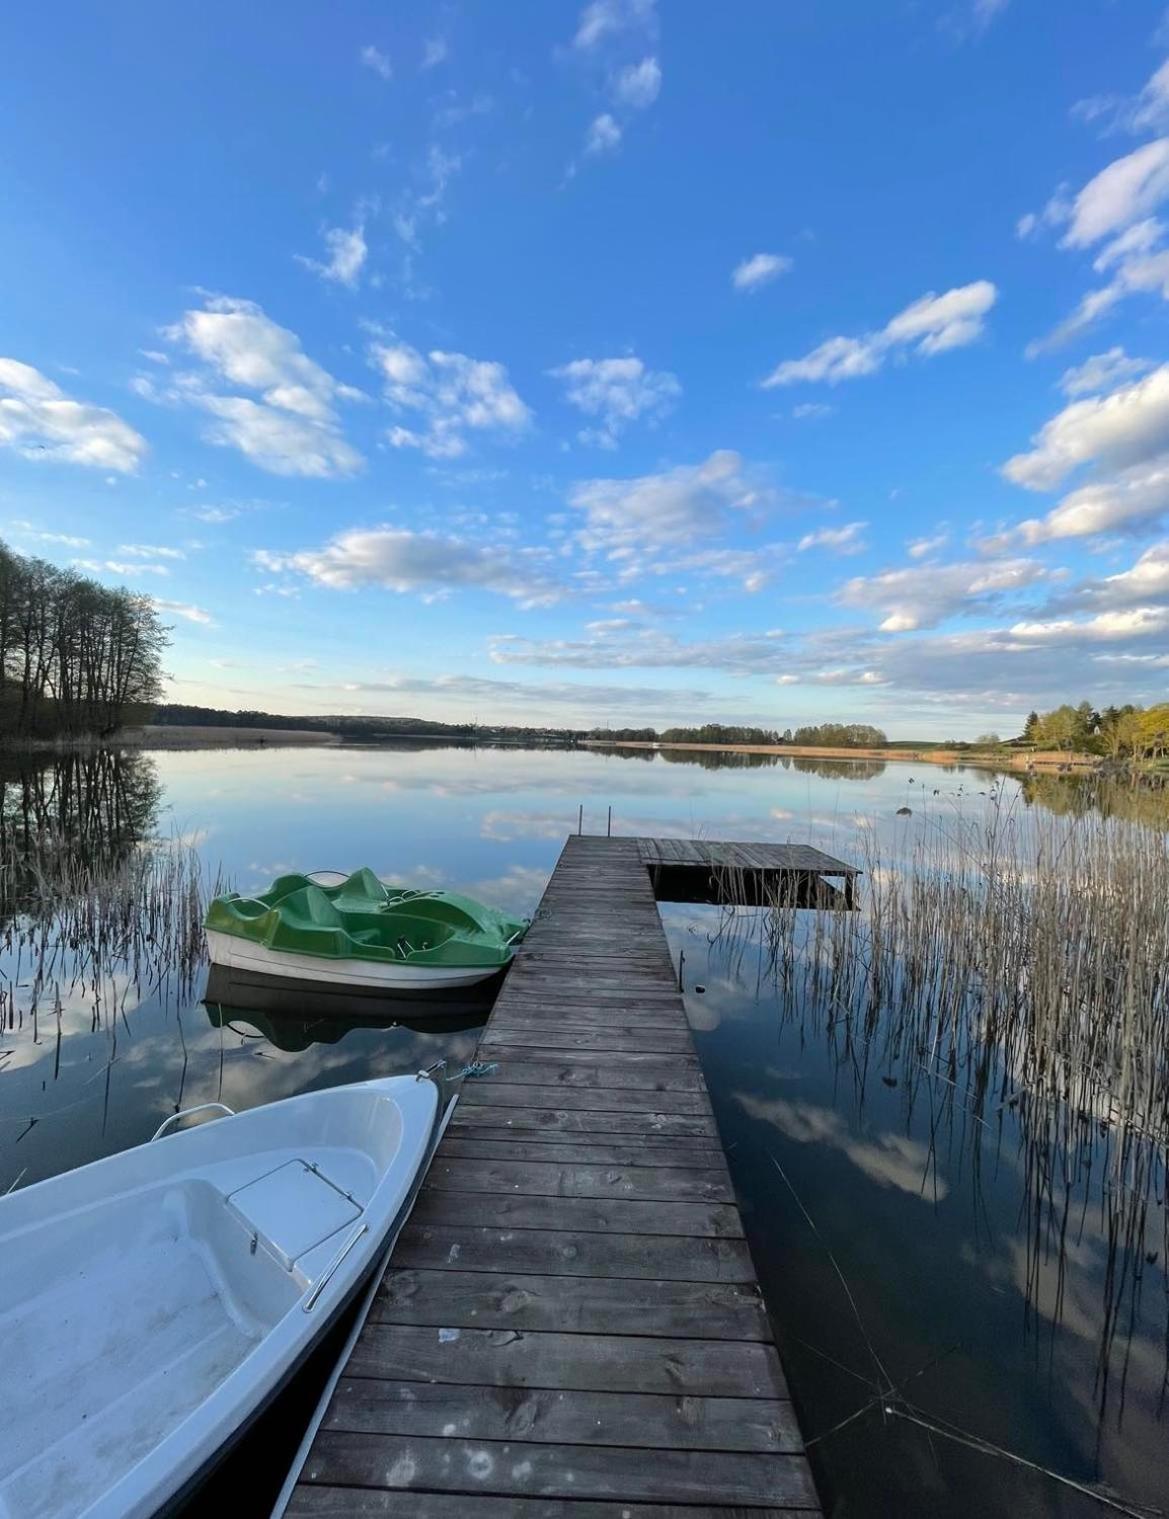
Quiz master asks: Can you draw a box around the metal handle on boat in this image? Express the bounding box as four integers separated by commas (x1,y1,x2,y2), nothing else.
151,1102,236,1142
504,925,527,947
303,1222,369,1312
416,1058,447,1082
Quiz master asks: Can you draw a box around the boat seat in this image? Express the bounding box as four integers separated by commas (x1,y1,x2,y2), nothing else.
224,1159,362,1272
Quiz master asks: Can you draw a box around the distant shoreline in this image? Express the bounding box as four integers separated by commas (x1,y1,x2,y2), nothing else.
583,738,1102,772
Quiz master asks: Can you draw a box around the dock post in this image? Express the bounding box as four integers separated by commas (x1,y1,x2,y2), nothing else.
607,804,612,837
577,803,583,835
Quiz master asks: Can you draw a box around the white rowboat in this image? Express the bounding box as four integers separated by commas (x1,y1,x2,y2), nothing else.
0,1074,441,1519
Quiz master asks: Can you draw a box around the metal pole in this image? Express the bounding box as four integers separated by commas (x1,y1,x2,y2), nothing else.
577,803,583,835
677,948,685,992
607,805,612,837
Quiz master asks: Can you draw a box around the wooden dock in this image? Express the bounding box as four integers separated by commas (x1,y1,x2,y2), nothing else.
636,836,859,908
286,834,826,1516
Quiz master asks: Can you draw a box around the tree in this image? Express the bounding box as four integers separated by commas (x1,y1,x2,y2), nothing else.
0,540,170,739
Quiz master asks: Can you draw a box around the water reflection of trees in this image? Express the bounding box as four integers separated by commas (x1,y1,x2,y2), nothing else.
0,749,162,916
658,747,782,770
789,756,887,781
1020,769,1169,831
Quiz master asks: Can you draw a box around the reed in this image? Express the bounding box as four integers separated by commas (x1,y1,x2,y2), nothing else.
0,823,215,1040
755,795,1169,1415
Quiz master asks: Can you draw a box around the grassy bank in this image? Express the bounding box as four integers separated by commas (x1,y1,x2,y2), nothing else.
584,738,1101,771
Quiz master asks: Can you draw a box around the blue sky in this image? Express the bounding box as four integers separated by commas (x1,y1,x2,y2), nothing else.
4,0,1169,737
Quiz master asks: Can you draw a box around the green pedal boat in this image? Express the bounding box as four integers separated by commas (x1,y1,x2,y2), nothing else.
205,868,528,994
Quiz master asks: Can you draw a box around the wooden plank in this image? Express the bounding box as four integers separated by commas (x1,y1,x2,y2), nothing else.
324,1378,799,1450
391,1225,758,1282
409,1189,744,1239
482,1026,695,1053
288,1491,811,1517
347,1325,785,1397
458,1083,712,1115
303,1433,818,1506
484,1044,698,1070
446,1106,719,1138
439,1135,728,1169
371,1269,767,1340
477,1057,704,1093
424,1156,734,1204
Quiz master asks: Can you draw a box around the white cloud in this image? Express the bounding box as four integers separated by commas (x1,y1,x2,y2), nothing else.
420,36,448,70
791,402,834,421
255,528,560,608
732,252,793,293
762,280,997,386
1061,540,1169,610
907,531,949,558
996,463,1169,546
360,44,392,80
197,394,363,478
568,449,770,558
1062,139,1169,249
162,295,363,477
797,522,867,554
550,356,680,447
0,358,147,473
1008,607,1169,642
74,558,170,578
371,340,531,459
153,598,214,625
612,56,660,109
573,0,657,50
584,113,622,156
1003,363,1169,490
188,504,240,524
1058,347,1153,396
296,223,368,288
491,625,790,674
838,557,1052,631
6,520,91,548
1026,141,1169,347
118,543,185,560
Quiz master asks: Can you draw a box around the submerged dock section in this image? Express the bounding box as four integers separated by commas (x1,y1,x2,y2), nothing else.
288,833,835,1515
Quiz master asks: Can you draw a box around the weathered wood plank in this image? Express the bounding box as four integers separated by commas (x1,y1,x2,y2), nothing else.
424,1156,734,1204
482,1026,695,1053
409,1188,743,1239
303,1431,818,1507
371,1269,766,1339
288,1492,811,1517
485,1044,699,1070
474,1057,705,1093
324,1378,799,1450
391,1224,758,1283
447,1105,719,1138
347,1325,785,1397
457,1083,712,1115
439,1135,728,1169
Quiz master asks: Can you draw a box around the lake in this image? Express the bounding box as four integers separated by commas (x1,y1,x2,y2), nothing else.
2,740,1166,1518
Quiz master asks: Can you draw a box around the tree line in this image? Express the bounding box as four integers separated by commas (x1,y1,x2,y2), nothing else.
0,541,169,739
1021,702,1169,761
588,721,888,748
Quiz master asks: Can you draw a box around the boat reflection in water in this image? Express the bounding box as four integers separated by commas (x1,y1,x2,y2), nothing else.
202,964,495,1052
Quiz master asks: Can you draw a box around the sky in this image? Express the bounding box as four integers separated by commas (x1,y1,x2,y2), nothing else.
4,1,1169,738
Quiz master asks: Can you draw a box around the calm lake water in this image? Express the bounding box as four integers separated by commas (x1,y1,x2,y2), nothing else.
2,741,1166,1518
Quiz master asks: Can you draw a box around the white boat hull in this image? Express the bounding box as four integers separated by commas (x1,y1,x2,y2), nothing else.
0,1074,440,1519
206,929,506,991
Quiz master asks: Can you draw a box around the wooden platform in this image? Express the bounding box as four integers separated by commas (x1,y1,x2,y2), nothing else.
636,836,858,909
287,834,822,1517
